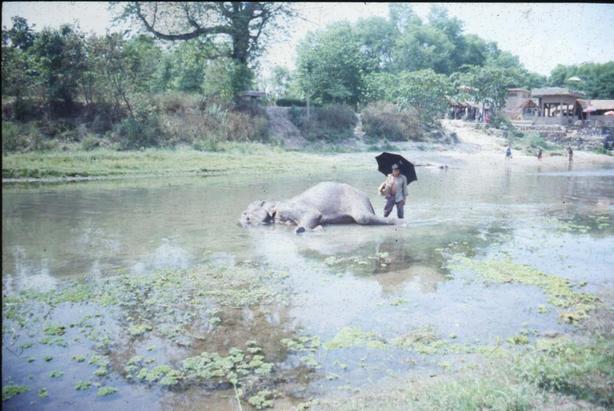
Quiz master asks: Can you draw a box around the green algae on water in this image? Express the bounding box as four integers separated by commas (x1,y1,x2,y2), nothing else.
96,386,118,397
449,256,598,322
2,385,29,402
324,327,387,350
75,381,92,391
248,389,275,410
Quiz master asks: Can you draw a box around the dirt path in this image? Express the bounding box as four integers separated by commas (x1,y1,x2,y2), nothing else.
441,119,614,168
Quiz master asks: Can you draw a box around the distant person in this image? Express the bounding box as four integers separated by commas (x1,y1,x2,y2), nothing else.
567,146,574,161
537,148,543,160
382,163,407,219
506,144,512,159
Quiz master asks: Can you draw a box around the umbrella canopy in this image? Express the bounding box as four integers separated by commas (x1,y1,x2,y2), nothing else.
375,152,417,184
604,111,614,116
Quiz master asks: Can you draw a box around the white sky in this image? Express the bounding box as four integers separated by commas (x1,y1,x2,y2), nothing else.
3,2,614,78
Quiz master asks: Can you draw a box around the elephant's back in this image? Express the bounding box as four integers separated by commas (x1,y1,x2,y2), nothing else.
291,182,373,214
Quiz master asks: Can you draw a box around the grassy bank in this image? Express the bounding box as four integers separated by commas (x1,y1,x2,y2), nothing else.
2,143,354,181
316,334,613,411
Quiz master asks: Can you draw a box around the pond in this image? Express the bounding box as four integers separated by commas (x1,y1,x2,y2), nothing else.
2,154,613,410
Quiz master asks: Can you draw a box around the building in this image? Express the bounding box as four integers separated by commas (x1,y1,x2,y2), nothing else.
577,99,614,126
503,88,538,120
530,87,584,125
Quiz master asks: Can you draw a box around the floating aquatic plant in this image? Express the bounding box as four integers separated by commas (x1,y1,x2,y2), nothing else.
96,386,118,397
75,381,92,391
2,385,29,401
449,256,598,322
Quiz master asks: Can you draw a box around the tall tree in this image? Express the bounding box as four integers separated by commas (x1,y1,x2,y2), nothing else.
30,25,87,115
2,17,38,119
353,16,396,72
388,3,421,34
296,23,367,105
116,2,294,98
392,25,455,74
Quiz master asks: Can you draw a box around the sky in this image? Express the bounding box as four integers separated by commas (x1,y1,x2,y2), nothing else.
3,2,614,80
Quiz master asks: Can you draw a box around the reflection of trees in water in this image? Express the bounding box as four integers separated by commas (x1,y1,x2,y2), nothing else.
298,221,514,294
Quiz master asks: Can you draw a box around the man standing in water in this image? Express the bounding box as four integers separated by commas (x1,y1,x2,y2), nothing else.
383,163,408,219
506,144,513,159
567,146,574,161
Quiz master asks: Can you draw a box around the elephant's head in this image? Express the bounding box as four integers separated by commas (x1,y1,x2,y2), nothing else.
239,200,278,227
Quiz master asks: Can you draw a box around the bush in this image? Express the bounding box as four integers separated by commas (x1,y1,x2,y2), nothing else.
81,135,102,151
112,116,163,150
1,121,53,152
276,98,306,107
154,92,201,114
289,104,357,142
2,122,30,152
361,101,424,142
161,99,269,149
489,113,513,130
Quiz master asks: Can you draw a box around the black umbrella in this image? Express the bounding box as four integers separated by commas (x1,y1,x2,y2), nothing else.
375,152,417,184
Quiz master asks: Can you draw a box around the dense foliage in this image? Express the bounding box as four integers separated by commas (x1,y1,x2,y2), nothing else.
290,5,554,118
2,4,613,152
287,4,613,124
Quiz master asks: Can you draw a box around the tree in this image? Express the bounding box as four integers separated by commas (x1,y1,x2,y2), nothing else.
30,25,87,115
549,62,614,99
392,25,455,74
168,39,213,93
267,65,292,99
428,5,466,71
458,34,489,67
117,2,295,98
451,65,521,110
4,16,35,50
353,16,396,72
364,69,452,123
2,17,37,119
296,23,368,105
388,3,422,34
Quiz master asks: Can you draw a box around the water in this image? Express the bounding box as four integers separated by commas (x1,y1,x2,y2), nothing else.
3,155,614,410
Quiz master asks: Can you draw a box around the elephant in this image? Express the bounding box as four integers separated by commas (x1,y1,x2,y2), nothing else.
239,182,400,234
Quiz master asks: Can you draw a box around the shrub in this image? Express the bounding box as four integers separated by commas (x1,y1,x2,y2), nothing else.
87,103,117,134
489,113,513,130
81,135,102,151
276,98,306,107
225,111,269,142
1,121,53,152
154,92,201,114
2,121,30,152
361,101,424,142
111,115,163,150
289,104,357,142
161,99,269,149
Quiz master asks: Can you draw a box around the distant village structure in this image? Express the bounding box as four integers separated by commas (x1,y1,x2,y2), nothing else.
449,85,614,128
447,85,614,151
502,87,614,127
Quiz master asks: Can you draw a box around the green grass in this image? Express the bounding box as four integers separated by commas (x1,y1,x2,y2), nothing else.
518,337,614,407
2,145,349,180
317,336,613,411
